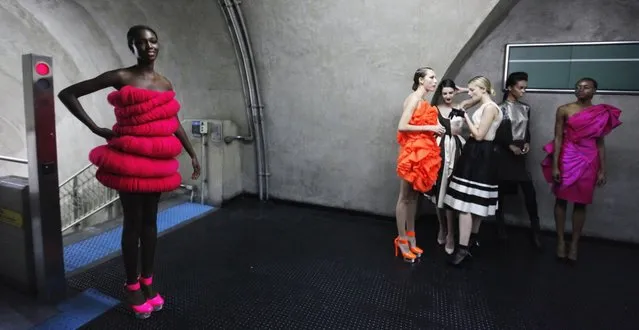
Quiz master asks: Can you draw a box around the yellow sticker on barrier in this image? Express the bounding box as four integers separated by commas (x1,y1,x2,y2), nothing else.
0,208,23,228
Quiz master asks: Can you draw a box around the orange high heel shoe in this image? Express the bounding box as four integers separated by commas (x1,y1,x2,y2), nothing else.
394,237,417,263
406,231,423,257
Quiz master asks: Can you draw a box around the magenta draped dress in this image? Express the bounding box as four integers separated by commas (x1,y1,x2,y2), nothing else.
540,104,622,204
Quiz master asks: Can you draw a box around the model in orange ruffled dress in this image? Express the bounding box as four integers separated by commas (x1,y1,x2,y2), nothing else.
394,67,445,263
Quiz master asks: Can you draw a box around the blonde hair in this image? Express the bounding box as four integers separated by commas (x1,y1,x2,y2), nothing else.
468,75,496,96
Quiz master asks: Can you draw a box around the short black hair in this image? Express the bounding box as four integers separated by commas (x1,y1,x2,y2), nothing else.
502,72,528,101
126,25,158,51
577,77,598,89
505,71,528,88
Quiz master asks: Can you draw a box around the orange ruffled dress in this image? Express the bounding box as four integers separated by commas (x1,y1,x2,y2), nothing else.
396,101,442,193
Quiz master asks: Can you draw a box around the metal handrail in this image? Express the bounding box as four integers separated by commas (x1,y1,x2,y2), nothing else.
3,154,197,233
0,155,28,164
61,195,120,232
57,162,196,233
0,154,91,189
0,157,107,232
5,134,199,233
59,163,92,187
59,182,195,232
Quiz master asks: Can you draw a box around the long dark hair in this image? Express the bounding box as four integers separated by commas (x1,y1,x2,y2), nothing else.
412,67,433,91
502,71,528,102
430,79,457,105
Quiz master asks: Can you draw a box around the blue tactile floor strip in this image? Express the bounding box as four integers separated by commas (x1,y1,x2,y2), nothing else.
64,202,215,274
32,289,119,330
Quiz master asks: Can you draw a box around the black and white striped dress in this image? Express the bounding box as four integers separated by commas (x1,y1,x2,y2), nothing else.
443,102,503,217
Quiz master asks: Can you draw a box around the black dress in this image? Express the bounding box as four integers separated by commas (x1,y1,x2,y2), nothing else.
495,100,533,194
443,102,503,217
425,108,466,208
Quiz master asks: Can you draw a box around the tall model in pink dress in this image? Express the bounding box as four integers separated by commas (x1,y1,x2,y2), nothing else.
540,77,622,262
541,103,622,204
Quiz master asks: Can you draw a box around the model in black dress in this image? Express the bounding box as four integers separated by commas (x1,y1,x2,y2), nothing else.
425,79,467,255
494,72,542,249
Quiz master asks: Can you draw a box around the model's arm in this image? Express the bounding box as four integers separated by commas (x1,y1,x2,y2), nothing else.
552,106,566,182
457,97,480,111
525,106,532,144
164,80,197,158
174,120,201,179
166,80,201,179
596,137,606,186
397,96,435,132
521,105,532,153
174,123,197,159
58,70,124,135
465,104,498,141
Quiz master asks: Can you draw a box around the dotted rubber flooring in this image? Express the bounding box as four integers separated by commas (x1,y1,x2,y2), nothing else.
68,196,639,329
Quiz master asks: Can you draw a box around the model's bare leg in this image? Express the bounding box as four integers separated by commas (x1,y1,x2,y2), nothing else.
520,181,542,249
395,180,418,260
568,203,586,261
469,216,482,249
445,209,455,254
435,208,446,245
450,212,473,265
554,198,568,258
472,217,482,233
495,186,508,240
405,184,423,257
458,213,472,247
405,186,419,238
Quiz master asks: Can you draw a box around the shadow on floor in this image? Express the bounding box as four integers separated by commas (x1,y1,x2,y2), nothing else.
0,285,59,330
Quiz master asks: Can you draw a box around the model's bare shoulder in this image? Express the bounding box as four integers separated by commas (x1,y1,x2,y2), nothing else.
402,93,419,109
104,68,134,88
155,74,173,91
556,103,574,115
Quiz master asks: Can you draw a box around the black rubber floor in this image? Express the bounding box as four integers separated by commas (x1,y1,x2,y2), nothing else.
69,196,639,329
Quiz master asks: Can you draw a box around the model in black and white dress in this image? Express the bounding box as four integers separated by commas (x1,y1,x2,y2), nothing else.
443,75,503,266
424,79,468,255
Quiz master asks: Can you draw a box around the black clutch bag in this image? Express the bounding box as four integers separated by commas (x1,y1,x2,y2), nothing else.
449,108,465,118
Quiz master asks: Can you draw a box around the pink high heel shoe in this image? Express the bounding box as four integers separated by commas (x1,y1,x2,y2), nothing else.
140,276,165,311
124,282,153,319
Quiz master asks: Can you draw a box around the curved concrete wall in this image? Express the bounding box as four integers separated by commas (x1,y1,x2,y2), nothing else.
0,0,245,182
240,0,504,214
455,0,639,242
9,0,632,243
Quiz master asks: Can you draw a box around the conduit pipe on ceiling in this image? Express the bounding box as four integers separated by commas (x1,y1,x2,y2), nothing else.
219,0,270,200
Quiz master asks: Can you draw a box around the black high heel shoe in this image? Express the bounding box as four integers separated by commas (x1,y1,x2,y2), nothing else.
469,234,481,256
449,245,472,266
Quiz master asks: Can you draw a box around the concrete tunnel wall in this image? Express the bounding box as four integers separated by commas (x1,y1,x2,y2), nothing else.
240,0,639,243
454,0,639,243
239,0,505,207
0,0,506,209
0,0,245,183
3,0,635,243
